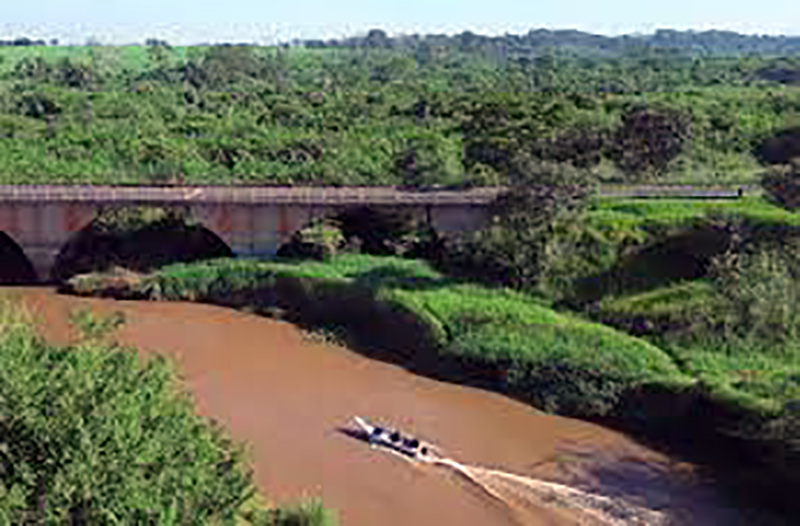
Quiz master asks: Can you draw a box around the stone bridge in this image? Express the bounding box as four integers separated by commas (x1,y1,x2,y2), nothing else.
0,185,507,281
0,184,751,282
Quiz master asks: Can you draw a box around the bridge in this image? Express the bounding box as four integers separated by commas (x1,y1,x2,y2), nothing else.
0,184,752,281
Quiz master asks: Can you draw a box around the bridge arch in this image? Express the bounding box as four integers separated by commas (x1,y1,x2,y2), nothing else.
50,205,234,282
0,231,37,284
276,204,435,259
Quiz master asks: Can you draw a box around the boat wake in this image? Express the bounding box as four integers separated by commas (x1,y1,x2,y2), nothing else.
346,417,669,525
429,457,669,526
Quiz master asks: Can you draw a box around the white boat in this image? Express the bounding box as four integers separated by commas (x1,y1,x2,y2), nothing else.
352,416,435,459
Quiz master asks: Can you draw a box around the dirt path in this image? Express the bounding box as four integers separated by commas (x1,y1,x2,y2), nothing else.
10,287,743,526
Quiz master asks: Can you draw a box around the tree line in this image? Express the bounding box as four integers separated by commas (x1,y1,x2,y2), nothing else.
0,41,798,186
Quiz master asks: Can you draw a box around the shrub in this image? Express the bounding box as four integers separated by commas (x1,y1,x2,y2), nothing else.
0,300,257,523
755,126,800,165
277,219,346,261
609,104,693,180
243,497,337,526
709,241,800,344
761,161,800,210
438,160,595,291
507,359,633,417
393,134,463,187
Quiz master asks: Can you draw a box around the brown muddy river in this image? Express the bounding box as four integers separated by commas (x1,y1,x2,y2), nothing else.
9,287,747,526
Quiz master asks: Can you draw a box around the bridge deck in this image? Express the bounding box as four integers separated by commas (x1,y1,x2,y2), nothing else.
0,185,753,205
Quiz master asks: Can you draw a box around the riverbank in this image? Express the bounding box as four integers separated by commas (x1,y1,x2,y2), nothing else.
61,254,799,522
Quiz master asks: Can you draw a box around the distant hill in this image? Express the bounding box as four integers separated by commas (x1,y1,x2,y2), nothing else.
294,28,800,57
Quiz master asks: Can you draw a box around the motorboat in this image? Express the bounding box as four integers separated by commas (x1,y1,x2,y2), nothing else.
352,416,436,459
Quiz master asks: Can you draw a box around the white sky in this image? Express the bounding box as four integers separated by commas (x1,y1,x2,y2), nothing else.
2,0,799,45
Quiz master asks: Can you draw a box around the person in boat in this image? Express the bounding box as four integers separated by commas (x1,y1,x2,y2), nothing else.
402,437,419,450
368,426,384,444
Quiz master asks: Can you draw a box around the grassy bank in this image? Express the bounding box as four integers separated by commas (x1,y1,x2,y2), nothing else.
587,195,800,239
0,296,335,525
68,255,685,412
64,253,793,418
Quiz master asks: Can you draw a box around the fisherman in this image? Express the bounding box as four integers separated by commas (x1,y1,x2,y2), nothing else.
368,426,384,444
402,437,420,450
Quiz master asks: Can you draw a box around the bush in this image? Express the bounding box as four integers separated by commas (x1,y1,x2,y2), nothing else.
609,104,693,180
438,160,595,291
393,134,463,187
761,161,800,210
755,126,800,165
0,300,257,523
507,359,633,417
709,240,800,344
277,219,346,261
243,498,337,526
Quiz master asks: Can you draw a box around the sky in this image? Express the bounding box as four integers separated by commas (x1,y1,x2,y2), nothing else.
2,0,800,45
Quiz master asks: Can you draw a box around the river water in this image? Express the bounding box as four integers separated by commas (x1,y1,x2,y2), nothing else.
9,287,748,526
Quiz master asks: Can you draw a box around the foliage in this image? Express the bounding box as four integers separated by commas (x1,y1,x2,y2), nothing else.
242,497,337,526
0,299,257,523
755,126,800,165
762,161,800,210
437,161,595,291
68,306,126,340
113,255,684,421
0,43,798,185
608,104,694,180
393,133,463,187
277,219,346,261
708,237,800,344
297,28,800,57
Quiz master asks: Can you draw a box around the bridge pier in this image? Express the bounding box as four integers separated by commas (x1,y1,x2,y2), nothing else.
25,244,63,283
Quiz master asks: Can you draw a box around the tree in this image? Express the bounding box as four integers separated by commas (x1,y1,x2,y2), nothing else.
609,104,693,180
185,45,266,89
442,159,595,290
761,161,800,210
394,135,463,187
709,238,800,343
363,29,391,48
755,127,800,165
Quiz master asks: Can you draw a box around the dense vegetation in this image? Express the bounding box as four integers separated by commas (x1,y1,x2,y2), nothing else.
0,32,799,185
0,297,335,524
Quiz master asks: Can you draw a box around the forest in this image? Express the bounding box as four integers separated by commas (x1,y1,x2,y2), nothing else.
0,29,798,186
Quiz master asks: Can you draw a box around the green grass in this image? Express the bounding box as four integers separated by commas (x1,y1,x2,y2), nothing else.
381,283,680,378
587,195,800,235
598,280,720,320
596,279,800,409
0,45,192,74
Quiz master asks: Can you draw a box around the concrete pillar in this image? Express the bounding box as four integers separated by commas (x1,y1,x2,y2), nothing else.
190,203,236,250
191,203,304,259
3,202,96,281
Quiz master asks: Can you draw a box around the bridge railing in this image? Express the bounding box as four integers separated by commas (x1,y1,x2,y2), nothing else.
0,184,756,205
